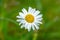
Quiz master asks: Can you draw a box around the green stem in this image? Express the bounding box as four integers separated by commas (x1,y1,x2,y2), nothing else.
33,31,38,40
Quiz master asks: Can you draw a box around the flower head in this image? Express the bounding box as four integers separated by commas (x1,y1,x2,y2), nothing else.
17,7,43,31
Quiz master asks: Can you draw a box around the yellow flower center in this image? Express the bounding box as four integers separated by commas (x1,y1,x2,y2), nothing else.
25,14,34,23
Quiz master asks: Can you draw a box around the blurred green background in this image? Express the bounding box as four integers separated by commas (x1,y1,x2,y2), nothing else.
0,0,60,40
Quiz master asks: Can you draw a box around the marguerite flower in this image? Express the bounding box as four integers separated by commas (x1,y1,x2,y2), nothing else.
17,7,42,31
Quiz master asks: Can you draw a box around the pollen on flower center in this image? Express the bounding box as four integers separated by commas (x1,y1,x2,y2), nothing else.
25,14,34,23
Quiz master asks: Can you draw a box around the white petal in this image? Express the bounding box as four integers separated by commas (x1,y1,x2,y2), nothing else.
22,8,27,14
28,7,32,12
17,19,20,22
36,21,42,24
19,13,24,18
36,14,42,18
21,25,24,28
17,19,24,22
27,24,31,31
16,16,20,18
34,19,42,24
24,23,31,31
34,22,39,26
16,16,22,18
31,9,36,14
24,23,28,29
33,23,39,30
39,22,42,24
28,7,33,13
28,7,36,14
34,10,40,16
20,20,26,24
35,17,43,22
19,23,21,25
31,24,35,30
37,18,43,21
19,12,23,15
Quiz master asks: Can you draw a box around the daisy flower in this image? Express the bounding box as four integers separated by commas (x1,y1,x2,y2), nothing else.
17,7,43,31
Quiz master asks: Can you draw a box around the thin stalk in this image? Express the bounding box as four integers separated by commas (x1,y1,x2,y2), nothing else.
33,31,38,40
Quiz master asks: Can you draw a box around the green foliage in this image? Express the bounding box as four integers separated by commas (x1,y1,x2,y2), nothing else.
0,0,60,40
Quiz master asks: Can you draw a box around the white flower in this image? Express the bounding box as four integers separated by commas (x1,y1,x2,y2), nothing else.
17,7,43,31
